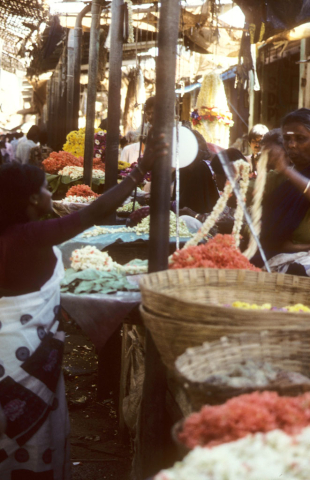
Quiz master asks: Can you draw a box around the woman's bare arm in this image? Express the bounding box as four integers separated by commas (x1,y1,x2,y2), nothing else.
79,134,168,229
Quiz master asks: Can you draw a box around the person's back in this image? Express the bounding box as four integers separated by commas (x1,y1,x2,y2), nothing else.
16,125,40,164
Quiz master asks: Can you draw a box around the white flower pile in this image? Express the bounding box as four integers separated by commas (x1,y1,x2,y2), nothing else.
64,195,97,204
82,212,192,238
58,166,105,180
82,226,136,238
117,202,139,213
155,427,310,480
71,246,115,271
135,212,191,237
71,246,147,274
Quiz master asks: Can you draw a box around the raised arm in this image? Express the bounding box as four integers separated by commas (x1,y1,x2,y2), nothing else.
79,133,167,229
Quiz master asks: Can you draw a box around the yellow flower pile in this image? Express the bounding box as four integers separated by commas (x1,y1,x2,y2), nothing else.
118,160,131,170
232,302,310,312
63,128,104,158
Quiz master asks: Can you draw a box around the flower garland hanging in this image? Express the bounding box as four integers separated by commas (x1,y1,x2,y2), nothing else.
183,159,250,249
191,107,233,128
232,162,250,248
124,0,134,43
191,72,233,148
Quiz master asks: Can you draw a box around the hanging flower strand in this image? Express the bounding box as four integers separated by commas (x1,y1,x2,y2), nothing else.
183,160,250,249
232,162,250,247
124,0,134,43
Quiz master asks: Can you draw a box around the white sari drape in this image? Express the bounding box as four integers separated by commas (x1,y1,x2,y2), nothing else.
0,247,71,480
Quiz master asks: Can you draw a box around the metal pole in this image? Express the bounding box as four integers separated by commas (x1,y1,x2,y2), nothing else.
83,0,102,187
104,0,124,223
138,1,181,478
73,4,92,132
66,29,75,134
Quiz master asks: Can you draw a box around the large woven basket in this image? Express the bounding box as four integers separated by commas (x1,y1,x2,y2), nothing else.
139,269,310,369
175,330,310,410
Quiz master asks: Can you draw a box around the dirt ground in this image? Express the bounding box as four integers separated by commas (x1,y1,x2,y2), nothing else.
63,318,132,480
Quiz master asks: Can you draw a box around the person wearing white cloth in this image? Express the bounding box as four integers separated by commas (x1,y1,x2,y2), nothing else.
16,126,41,164
0,132,167,479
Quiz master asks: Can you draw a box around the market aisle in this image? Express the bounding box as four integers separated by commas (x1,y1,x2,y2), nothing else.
63,317,131,480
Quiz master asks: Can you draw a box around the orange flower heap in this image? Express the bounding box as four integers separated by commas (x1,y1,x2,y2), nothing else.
179,391,310,449
42,151,105,174
66,185,99,198
169,234,260,271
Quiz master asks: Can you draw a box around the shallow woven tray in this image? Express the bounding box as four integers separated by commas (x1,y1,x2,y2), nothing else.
175,330,310,410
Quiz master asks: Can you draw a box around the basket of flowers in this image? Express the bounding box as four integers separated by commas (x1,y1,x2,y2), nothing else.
157,390,310,477
53,185,99,217
139,235,310,370
175,330,310,411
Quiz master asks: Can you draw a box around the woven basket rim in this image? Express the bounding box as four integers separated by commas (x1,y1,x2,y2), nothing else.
139,268,310,313
140,299,310,319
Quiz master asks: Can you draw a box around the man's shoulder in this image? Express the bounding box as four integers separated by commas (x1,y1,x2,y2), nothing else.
124,142,139,151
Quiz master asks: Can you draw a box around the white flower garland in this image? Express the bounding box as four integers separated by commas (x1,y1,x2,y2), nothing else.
232,162,250,247
124,0,134,43
183,160,250,249
243,149,269,259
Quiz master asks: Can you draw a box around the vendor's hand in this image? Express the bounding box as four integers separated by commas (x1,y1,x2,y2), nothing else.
139,132,168,173
179,207,197,218
265,144,289,173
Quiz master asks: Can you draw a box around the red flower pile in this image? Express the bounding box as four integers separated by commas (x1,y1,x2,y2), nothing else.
179,391,310,449
42,151,105,174
169,234,260,271
66,185,99,198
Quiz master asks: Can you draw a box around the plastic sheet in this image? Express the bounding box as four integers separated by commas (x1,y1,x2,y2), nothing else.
61,290,141,348
58,225,192,267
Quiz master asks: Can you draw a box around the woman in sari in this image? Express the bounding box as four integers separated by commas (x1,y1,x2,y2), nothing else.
0,134,167,480
254,108,310,275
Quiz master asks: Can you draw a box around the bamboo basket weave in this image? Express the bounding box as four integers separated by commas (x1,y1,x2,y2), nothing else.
175,330,310,410
139,269,310,369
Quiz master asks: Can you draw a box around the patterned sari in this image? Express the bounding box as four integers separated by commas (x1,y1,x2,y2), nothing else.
0,248,71,480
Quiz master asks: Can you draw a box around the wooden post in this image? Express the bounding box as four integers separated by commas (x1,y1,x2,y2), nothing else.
137,0,181,478
73,4,92,132
104,0,124,224
66,29,75,134
83,0,102,187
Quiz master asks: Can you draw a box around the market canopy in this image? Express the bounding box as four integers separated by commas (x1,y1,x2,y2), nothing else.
235,0,310,41
0,0,48,72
